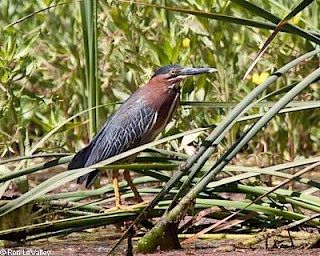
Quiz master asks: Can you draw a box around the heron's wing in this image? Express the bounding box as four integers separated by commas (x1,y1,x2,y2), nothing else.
85,101,157,166
68,99,157,188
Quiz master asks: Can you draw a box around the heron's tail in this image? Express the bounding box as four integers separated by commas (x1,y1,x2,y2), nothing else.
68,146,97,188
79,170,98,188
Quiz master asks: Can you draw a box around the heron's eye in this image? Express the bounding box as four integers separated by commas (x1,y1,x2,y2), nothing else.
170,69,177,76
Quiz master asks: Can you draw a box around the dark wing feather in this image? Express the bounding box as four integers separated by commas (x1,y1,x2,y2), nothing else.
68,146,92,170
68,98,157,188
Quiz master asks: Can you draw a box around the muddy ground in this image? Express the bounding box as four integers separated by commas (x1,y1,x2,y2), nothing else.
2,230,320,256
3,241,320,256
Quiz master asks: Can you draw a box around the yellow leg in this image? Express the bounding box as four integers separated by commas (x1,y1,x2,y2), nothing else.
106,167,147,212
109,169,137,211
112,169,121,209
123,169,143,203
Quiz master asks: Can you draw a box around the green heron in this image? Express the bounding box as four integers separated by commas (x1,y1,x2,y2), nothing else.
68,64,217,209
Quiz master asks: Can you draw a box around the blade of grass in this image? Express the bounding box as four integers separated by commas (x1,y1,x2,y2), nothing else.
231,0,320,44
0,153,70,165
80,0,100,138
242,0,316,80
0,127,208,216
187,161,320,242
0,127,206,184
118,0,320,43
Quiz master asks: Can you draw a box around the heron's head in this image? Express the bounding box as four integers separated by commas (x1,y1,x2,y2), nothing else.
151,64,217,88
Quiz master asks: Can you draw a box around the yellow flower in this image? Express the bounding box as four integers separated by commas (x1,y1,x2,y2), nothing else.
252,73,260,85
260,72,269,82
182,38,190,48
252,72,269,85
292,16,300,25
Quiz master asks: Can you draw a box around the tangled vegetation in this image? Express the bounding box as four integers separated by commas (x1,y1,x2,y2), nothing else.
0,0,319,254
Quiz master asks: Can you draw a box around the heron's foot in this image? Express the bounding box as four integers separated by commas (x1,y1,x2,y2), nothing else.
105,204,134,212
132,201,149,208
104,201,149,212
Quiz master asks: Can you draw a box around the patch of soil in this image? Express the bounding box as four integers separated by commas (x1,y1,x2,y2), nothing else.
2,232,320,256
3,242,320,256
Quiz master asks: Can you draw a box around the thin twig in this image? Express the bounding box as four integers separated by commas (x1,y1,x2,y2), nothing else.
4,1,77,30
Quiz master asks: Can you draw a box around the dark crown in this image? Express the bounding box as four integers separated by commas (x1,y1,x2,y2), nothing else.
152,64,183,78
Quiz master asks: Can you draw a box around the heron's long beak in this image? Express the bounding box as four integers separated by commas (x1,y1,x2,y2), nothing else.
178,67,218,77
